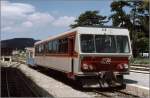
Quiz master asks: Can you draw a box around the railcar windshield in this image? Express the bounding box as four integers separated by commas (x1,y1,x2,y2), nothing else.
80,34,130,53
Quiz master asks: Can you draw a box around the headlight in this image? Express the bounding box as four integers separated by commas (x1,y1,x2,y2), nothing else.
117,63,128,70
117,64,123,70
82,64,94,70
82,63,88,70
123,64,128,69
89,65,94,70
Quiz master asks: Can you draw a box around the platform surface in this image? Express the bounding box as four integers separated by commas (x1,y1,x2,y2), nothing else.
124,72,149,87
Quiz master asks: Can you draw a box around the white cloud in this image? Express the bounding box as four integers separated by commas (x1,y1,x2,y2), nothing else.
53,16,75,27
22,21,33,27
2,26,12,32
28,12,54,24
1,1,35,17
1,0,75,39
1,0,36,32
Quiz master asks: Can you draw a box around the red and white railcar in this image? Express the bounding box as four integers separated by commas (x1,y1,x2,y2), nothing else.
34,27,132,88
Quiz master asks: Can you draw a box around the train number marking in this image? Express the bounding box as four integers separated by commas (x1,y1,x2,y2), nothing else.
100,58,111,64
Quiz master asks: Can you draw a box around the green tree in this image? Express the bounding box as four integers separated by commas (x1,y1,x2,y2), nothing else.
110,0,149,38
109,1,149,57
128,1,149,56
70,11,108,28
109,1,132,28
135,0,149,36
133,32,149,56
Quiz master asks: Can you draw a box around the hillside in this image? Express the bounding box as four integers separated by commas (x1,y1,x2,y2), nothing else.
1,38,40,50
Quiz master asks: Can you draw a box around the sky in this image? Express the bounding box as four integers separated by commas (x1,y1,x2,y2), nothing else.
1,0,113,40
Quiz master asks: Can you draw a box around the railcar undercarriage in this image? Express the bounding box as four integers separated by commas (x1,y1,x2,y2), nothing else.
76,71,126,88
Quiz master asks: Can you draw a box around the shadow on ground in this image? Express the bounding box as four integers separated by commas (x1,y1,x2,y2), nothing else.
124,79,138,84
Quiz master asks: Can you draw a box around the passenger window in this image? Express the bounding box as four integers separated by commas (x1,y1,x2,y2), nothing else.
48,41,53,53
35,45,39,54
58,38,68,53
45,38,69,54
39,44,44,53
53,40,59,53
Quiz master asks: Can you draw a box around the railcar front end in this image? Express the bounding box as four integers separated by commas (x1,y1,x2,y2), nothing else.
75,31,132,88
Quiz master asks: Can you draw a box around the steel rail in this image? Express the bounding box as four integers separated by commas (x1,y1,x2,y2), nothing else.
114,89,139,98
93,90,113,97
5,68,10,97
93,89,140,98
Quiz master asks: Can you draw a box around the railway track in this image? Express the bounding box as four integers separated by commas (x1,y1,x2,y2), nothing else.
130,64,150,72
1,67,39,97
92,88,140,98
130,64,150,74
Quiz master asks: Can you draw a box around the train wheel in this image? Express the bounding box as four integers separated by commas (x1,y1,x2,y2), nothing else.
74,77,85,89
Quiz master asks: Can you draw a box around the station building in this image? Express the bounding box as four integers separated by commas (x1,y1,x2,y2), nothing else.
1,47,14,62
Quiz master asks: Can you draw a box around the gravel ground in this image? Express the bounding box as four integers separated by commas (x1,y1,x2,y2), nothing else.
1,61,91,97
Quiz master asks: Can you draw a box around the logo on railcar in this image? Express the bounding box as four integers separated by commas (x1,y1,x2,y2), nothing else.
100,58,111,64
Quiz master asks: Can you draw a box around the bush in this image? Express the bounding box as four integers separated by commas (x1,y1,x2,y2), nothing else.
131,57,150,64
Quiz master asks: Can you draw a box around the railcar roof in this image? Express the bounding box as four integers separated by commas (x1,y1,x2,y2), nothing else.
35,26,129,45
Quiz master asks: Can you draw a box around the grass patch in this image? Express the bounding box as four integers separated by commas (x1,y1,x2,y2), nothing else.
131,57,150,64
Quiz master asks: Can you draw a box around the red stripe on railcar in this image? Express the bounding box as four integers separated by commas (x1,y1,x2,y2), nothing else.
81,57,129,72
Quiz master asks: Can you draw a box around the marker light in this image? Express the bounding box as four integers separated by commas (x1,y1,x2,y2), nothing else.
117,63,128,70
117,64,124,70
89,65,94,70
123,64,128,69
82,64,88,70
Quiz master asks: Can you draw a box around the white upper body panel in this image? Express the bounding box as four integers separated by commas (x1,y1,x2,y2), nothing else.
77,27,129,36
35,27,130,45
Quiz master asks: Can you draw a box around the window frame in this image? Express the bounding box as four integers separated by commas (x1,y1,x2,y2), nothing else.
80,34,130,53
